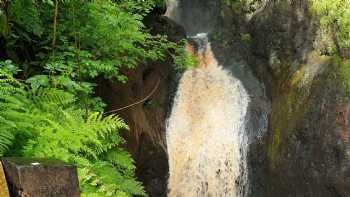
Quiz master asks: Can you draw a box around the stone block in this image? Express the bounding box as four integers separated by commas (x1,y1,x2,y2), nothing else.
1,157,80,197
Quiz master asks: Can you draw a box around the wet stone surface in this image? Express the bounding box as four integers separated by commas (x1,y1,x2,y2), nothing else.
1,158,80,197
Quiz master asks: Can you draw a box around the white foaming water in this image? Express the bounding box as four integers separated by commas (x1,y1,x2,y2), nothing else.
166,34,250,197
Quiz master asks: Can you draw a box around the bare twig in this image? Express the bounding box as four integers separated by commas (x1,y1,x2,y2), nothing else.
52,0,59,49
105,77,161,114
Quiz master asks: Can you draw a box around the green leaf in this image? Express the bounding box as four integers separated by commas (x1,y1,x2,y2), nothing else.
26,75,49,89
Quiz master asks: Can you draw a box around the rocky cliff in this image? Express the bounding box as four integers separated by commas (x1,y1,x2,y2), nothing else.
97,0,350,196
249,1,350,196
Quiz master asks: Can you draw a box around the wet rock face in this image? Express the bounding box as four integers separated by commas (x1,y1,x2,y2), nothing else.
166,0,221,36
248,0,350,196
249,0,316,81
265,59,350,197
1,158,80,197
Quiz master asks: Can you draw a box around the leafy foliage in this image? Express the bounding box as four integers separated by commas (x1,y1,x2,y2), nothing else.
0,70,145,196
310,0,350,58
0,0,194,196
9,0,43,36
0,70,22,154
310,0,350,98
3,0,191,79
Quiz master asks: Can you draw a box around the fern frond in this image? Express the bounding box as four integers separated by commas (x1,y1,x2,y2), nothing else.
28,88,76,108
105,149,135,172
0,71,144,196
0,127,15,155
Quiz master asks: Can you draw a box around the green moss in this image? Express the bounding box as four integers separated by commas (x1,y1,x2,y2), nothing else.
268,127,281,166
267,64,312,169
240,33,252,45
222,0,242,13
336,58,350,97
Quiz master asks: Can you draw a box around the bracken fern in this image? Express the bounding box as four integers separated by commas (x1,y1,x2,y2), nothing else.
0,71,145,196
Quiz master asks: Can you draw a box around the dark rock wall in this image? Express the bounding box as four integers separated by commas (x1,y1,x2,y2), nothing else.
167,0,221,36
264,56,350,197
248,0,350,196
96,62,171,197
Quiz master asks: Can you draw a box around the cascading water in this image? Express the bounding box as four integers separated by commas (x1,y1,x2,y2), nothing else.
165,0,270,196
166,34,250,197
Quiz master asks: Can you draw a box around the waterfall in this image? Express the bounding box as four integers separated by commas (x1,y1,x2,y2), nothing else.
165,0,270,196
166,33,250,197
